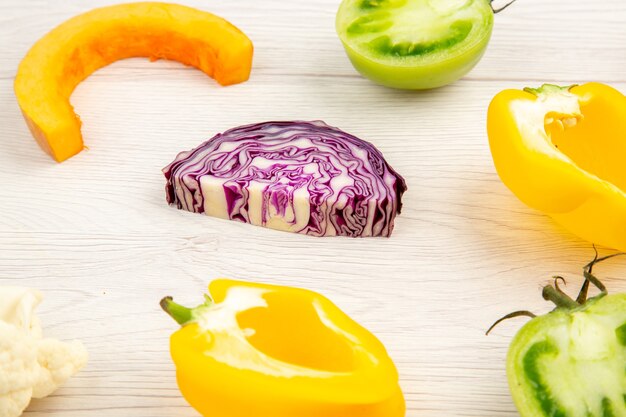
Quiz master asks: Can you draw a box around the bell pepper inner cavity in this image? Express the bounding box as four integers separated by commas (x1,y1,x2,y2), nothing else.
236,291,356,372
545,88,626,193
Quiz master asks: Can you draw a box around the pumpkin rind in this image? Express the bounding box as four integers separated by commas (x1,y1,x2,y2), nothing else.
14,2,254,162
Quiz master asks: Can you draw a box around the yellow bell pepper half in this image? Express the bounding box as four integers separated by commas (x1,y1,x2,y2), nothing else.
160,279,405,417
487,82,626,251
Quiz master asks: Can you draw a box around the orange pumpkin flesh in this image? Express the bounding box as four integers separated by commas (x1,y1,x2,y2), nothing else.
14,2,254,162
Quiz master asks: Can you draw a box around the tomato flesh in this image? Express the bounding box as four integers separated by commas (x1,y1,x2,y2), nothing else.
507,294,626,417
336,0,494,89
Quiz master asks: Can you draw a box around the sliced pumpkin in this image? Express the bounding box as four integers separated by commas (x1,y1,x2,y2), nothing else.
14,2,254,162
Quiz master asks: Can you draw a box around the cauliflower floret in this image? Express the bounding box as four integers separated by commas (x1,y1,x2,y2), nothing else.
0,389,33,417
0,323,39,417
0,288,87,417
33,338,88,398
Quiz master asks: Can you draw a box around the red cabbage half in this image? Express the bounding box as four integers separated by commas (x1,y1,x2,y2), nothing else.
163,121,407,237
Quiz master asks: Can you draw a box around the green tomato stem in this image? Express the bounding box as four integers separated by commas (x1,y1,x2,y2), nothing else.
487,249,623,335
542,285,579,309
490,0,517,14
575,279,591,305
485,310,536,335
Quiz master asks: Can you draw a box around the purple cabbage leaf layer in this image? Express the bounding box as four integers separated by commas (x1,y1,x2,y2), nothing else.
163,121,407,237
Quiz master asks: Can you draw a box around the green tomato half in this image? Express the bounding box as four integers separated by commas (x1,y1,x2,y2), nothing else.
508,293,626,417
336,0,494,89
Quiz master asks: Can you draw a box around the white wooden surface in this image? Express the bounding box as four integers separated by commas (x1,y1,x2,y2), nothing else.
2,1,626,416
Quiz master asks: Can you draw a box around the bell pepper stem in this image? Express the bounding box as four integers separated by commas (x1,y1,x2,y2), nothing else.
160,296,194,326
523,84,574,97
160,294,214,326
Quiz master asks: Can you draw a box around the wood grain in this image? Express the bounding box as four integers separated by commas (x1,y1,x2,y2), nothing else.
1,0,626,416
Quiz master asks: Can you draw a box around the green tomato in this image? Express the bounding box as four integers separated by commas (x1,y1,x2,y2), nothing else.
335,0,495,89
489,255,626,417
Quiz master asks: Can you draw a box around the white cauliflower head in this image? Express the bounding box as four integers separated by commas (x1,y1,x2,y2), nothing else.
0,288,88,417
